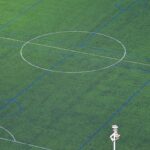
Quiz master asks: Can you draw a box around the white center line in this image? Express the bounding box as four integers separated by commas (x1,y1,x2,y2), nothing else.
0,36,149,67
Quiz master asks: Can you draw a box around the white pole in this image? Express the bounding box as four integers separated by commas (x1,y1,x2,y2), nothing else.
110,125,120,150
113,140,116,150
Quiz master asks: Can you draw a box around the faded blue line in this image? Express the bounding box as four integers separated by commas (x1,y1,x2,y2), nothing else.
1,0,139,102
114,0,125,11
78,80,150,150
0,0,44,116
0,0,143,117
0,0,44,32
78,0,141,48
13,53,72,99
0,101,24,119
137,68,150,74
0,53,72,115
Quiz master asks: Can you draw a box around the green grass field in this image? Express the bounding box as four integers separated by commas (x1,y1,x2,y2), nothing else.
0,0,150,150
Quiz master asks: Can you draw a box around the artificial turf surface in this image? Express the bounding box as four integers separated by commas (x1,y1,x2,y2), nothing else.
0,0,150,150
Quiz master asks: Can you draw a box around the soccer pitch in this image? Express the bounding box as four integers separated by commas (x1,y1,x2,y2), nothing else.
0,0,150,150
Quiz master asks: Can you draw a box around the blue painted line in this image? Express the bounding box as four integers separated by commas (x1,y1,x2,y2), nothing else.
0,0,44,116
78,0,141,48
138,68,150,74
78,80,150,150
0,0,44,32
0,0,138,102
12,53,72,100
114,0,125,11
0,101,24,119
0,0,144,117
0,98,17,110
0,0,131,116
0,53,73,116
144,58,150,63
78,13,121,48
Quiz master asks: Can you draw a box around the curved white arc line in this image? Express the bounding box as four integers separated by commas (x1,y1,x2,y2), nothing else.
0,126,16,141
0,137,52,150
20,31,127,74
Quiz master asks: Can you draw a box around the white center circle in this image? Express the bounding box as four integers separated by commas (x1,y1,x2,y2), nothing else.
20,31,127,74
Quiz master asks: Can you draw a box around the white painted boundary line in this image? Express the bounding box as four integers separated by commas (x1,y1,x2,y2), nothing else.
0,34,149,68
0,126,16,141
0,126,52,150
0,137,52,150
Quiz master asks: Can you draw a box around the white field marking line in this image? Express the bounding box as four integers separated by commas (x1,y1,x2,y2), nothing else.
0,126,16,141
0,137,52,150
0,126,52,150
20,31,127,73
0,36,109,58
29,41,118,60
1,35,121,60
0,35,150,68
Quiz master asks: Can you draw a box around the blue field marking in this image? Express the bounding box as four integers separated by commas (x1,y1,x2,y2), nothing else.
114,0,126,12
0,53,73,117
0,0,145,117
0,98,24,119
0,0,139,116
138,68,150,74
78,80,150,150
0,0,44,116
145,58,150,63
11,53,73,100
78,0,142,49
0,0,44,32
